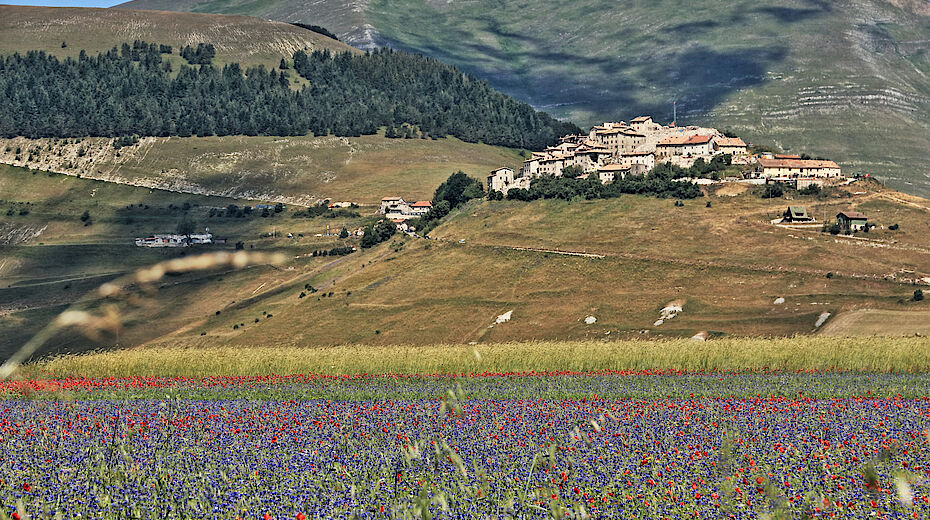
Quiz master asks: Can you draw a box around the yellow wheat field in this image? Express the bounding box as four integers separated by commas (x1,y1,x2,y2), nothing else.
35,336,930,377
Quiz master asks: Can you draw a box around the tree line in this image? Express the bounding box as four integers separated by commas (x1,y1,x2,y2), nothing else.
500,166,703,201
0,43,579,149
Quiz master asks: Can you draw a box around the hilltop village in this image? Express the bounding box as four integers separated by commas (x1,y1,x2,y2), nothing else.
487,115,843,196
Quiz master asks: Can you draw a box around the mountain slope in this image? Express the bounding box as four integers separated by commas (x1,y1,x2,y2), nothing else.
116,0,930,197
0,5,358,69
0,134,523,205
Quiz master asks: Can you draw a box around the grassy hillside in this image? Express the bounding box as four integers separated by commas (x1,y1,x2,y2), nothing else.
0,5,356,70
44,178,925,356
0,163,375,358
117,0,930,197
5,163,930,359
0,134,523,205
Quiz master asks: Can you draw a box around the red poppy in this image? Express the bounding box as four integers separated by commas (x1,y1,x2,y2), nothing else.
22,483,31,492
296,514,305,520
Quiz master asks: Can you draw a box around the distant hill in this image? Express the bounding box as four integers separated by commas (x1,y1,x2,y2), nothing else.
115,0,930,197
0,5,357,69
0,5,578,150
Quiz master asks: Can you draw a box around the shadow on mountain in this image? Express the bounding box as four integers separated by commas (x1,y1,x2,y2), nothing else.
382,24,788,125
753,6,825,22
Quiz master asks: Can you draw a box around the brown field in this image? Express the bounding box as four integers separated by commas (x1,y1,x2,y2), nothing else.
819,309,930,336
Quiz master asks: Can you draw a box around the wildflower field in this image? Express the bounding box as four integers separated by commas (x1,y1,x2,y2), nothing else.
4,341,930,519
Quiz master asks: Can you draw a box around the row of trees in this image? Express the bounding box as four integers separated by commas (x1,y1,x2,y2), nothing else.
0,44,579,149
502,168,703,202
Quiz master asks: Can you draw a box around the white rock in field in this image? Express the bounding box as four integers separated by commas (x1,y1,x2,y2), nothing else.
773,297,785,305
814,312,831,328
654,319,664,326
584,316,597,324
495,310,513,324
691,331,708,341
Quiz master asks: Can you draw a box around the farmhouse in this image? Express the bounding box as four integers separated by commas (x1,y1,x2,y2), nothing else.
408,201,432,216
837,211,868,231
380,197,406,214
759,158,842,178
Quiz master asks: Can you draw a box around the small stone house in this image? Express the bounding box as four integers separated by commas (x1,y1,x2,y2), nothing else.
837,211,868,231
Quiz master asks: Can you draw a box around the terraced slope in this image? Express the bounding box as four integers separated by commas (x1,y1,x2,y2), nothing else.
117,0,930,197
0,5,357,69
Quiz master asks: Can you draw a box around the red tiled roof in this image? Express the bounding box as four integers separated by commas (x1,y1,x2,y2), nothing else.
410,201,432,208
838,211,867,219
630,116,652,123
715,137,747,147
657,135,714,146
774,154,802,160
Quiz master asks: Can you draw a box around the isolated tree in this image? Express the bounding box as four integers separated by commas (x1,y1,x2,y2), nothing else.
915,289,925,302
176,217,195,236
339,226,349,239
761,184,783,199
